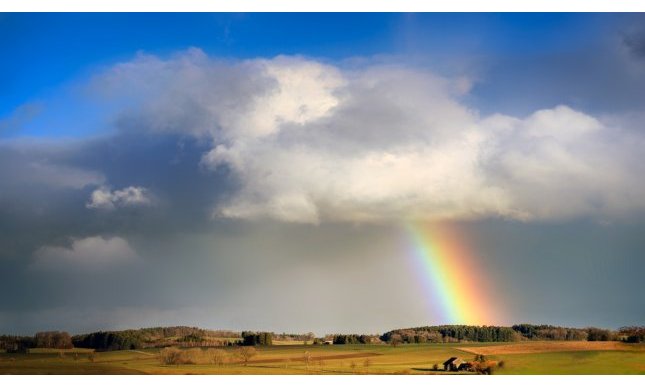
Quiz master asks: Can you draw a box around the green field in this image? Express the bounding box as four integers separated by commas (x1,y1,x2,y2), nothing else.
1,342,643,375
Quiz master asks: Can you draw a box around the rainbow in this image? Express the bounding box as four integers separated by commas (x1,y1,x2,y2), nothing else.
405,222,501,325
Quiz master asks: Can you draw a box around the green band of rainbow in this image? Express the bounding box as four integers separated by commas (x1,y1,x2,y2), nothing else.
406,222,498,325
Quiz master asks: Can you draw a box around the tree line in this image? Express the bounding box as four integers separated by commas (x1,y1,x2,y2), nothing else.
326,334,381,344
380,324,640,344
511,324,614,341
618,326,644,343
381,325,518,344
0,331,73,353
273,332,315,343
2,324,641,352
72,326,244,351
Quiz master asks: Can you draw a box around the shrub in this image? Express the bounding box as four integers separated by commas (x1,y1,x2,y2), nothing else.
159,347,183,365
235,346,257,366
471,360,500,375
206,348,228,366
474,354,487,362
183,348,206,364
160,347,214,365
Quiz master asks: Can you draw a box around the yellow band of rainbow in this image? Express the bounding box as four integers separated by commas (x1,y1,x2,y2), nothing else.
406,222,501,325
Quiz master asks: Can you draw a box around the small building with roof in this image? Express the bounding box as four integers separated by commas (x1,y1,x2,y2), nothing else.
443,357,464,371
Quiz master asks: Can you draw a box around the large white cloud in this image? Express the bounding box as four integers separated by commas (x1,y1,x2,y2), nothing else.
31,236,138,270
94,49,645,223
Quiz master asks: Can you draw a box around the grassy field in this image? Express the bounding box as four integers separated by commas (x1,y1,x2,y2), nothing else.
1,342,643,375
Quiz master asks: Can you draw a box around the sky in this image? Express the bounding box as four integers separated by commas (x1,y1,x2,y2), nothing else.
1,13,644,335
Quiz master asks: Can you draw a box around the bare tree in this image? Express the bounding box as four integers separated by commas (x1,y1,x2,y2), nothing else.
207,348,228,366
303,351,312,370
389,333,402,347
236,346,257,366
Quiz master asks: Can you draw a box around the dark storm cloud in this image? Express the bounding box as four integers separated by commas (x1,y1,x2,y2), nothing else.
0,131,233,249
59,131,233,236
0,131,249,334
0,132,233,307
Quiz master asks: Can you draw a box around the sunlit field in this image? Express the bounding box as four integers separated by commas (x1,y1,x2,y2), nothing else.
1,342,643,375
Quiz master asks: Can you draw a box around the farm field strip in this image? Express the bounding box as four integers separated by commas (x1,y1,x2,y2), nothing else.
457,341,644,355
1,342,644,375
247,352,382,364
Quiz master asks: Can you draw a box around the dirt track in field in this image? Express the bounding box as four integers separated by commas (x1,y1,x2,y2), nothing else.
457,341,642,355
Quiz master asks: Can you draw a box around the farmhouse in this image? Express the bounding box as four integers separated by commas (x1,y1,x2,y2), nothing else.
443,357,463,371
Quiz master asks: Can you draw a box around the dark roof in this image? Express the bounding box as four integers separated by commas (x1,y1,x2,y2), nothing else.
443,357,461,366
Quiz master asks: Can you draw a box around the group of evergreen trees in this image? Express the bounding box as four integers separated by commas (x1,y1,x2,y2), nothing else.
381,325,518,344
72,330,145,351
241,331,273,346
379,324,631,344
330,334,379,344
512,324,611,341
511,324,582,340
